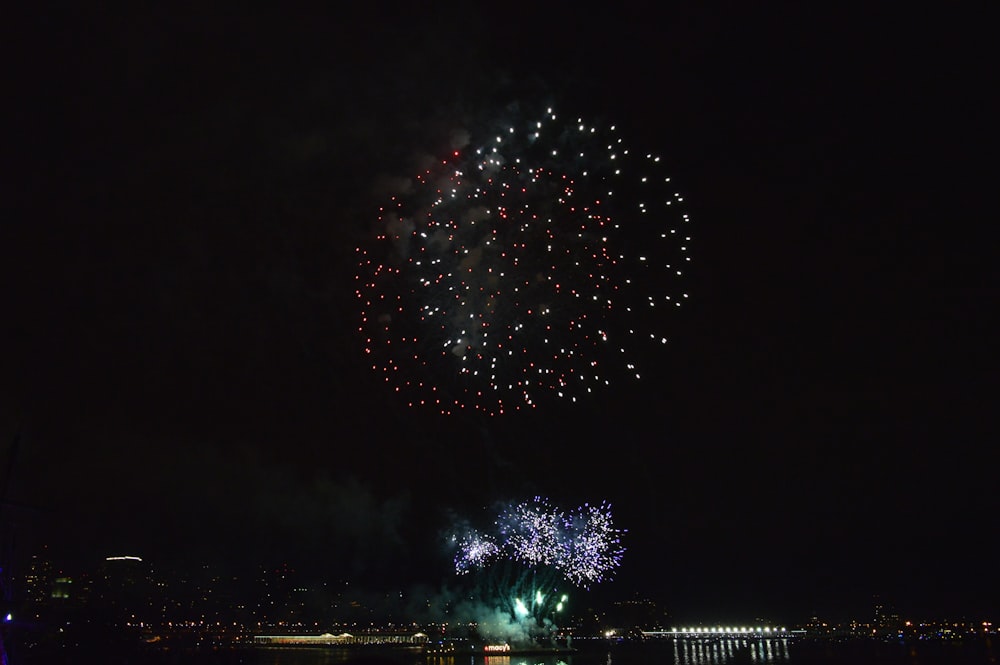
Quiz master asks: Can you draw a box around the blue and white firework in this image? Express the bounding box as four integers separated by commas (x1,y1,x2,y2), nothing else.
455,496,625,588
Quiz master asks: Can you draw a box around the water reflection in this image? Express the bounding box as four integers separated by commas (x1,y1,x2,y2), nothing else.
426,656,572,665
427,639,792,665
671,638,791,664
226,638,998,665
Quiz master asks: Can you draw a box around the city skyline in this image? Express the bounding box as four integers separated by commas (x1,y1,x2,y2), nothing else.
16,543,998,629
3,1,996,634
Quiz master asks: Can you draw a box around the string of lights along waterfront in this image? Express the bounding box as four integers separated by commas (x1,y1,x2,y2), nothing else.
645,626,795,637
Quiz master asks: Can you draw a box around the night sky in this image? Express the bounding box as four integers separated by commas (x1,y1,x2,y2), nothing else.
3,4,996,624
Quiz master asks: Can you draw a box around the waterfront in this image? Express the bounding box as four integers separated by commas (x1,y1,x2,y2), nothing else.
18,637,999,665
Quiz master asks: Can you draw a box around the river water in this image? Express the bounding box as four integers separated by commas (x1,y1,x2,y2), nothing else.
19,637,999,665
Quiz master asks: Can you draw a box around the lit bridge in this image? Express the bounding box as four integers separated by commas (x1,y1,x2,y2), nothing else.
253,631,429,646
642,626,800,639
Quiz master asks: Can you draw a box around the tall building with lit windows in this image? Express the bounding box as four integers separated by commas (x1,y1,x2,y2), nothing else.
96,555,156,625
873,596,900,632
23,547,55,605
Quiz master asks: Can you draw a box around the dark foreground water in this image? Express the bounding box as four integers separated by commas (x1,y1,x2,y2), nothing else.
18,638,999,665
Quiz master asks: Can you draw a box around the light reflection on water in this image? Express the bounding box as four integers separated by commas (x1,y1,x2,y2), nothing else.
422,655,575,665
416,639,792,665
427,653,598,665
671,637,791,664
52,638,992,665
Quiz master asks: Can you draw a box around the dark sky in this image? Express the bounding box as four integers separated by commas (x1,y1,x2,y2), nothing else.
3,3,996,624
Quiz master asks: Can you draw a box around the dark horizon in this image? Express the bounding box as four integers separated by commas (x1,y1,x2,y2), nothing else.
3,3,996,631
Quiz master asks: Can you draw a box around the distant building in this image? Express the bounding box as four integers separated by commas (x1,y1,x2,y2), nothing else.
23,549,55,605
96,555,157,625
873,596,901,632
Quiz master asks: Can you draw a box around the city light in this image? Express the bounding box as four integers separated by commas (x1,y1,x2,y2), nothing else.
660,625,789,638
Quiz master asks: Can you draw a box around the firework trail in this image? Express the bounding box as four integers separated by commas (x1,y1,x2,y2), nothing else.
356,103,691,416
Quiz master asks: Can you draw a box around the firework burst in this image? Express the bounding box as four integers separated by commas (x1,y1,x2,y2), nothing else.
356,104,691,416
447,496,625,634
